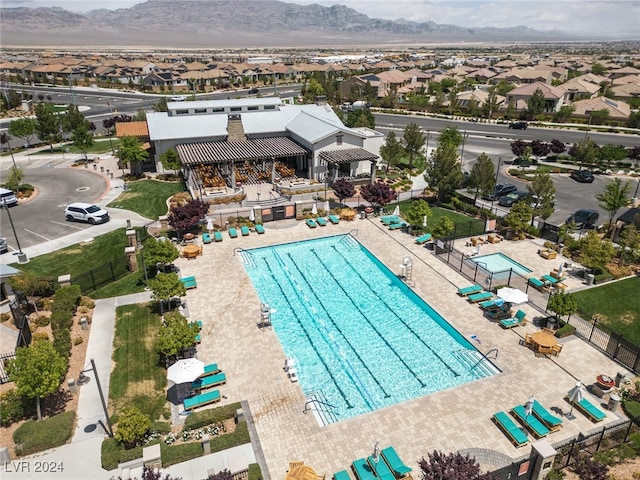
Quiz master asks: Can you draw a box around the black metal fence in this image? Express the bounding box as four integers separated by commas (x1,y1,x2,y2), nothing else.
0,352,16,384
489,457,535,480
71,255,131,295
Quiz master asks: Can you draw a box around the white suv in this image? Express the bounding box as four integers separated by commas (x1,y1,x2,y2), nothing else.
64,202,110,224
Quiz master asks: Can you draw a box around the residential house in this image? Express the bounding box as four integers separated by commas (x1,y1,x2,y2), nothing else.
559,78,601,101
609,66,640,80
502,68,553,85
572,96,631,121
505,81,567,112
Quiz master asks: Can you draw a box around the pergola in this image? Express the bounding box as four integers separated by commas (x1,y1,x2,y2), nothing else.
318,148,378,183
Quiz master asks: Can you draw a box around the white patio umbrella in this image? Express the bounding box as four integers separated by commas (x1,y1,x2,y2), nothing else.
422,215,428,227
311,203,318,215
167,358,205,384
567,381,584,417
206,218,213,233
249,209,255,222
525,395,535,417
324,200,330,215
497,287,528,305
392,205,400,216
372,441,380,464
558,262,564,276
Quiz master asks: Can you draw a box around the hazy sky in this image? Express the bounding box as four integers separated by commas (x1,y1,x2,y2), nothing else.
3,0,639,37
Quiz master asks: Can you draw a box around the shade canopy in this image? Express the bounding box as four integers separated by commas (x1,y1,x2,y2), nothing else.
568,381,584,404
497,287,528,304
311,203,318,215
249,209,255,222
206,218,214,231
324,201,330,215
392,205,400,216
167,358,205,384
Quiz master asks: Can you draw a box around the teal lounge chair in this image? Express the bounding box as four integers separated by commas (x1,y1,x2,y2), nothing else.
195,333,201,343
414,233,432,244
542,274,560,284
479,298,506,310
329,215,340,224
492,411,529,447
229,228,238,238
180,276,197,289
316,217,327,226
467,291,494,303
486,304,512,320
511,404,550,438
183,389,221,411
380,215,401,225
306,218,318,228
191,372,226,391
532,400,563,431
574,397,606,422
241,226,250,236
388,222,407,230
380,446,412,477
214,231,223,242
367,456,395,480
190,320,203,331
200,363,220,377
333,470,352,480
181,276,196,283
351,458,378,480
529,277,550,291
458,285,483,296
202,233,212,244
255,224,265,234
500,309,527,329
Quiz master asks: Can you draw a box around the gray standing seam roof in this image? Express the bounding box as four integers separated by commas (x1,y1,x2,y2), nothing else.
319,148,378,164
176,137,308,165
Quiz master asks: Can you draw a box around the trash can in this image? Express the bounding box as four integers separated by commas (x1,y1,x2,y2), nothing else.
608,393,621,412
615,372,625,387
16,252,28,264
586,273,595,286
360,211,365,220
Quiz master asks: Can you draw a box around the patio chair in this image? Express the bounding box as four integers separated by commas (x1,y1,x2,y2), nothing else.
531,399,563,431
200,363,220,377
467,291,494,303
414,233,432,245
333,470,352,480
528,277,551,292
183,389,221,411
191,372,227,391
316,217,327,226
511,404,550,438
367,456,395,480
487,304,513,321
306,218,318,228
551,343,564,356
255,224,265,234
202,233,212,244
214,231,223,242
572,397,606,422
499,310,527,329
229,228,238,238
380,446,412,478
380,215,401,225
542,274,560,285
241,226,250,236
457,285,483,296
329,215,340,224
351,458,378,480
388,222,407,230
492,411,529,447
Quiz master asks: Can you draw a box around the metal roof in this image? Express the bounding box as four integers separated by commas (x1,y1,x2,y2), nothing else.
167,97,283,111
147,112,228,141
319,148,378,165
176,137,308,165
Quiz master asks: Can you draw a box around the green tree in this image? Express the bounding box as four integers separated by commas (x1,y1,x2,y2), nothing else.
379,132,404,171
526,88,546,117
115,406,151,449
303,78,324,103
547,291,578,324
142,237,179,269
505,98,516,120
481,88,500,118
7,339,66,420
156,311,200,360
71,125,94,161
431,91,445,112
147,273,186,315
153,97,168,112
424,141,463,204
553,105,576,123
438,126,463,149
344,109,375,128
34,102,61,151
591,63,607,75
5,165,24,193
405,199,432,228
132,109,147,122
467,153,495,202
617,225,640,264
495,80,516,97
447,89,460,114
402,122,426,170
117,135,149,175
8,117,37,150
578,230,616,272
431,217,454,240
570,139,599,169
61,103,89,135
596,177,631,237
597,144,627,170
528,171,556,219
503,201,533,237
590,108,610,125
159,148,181,171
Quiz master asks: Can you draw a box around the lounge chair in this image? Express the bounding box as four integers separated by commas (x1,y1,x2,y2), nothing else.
388,222,407,230
500,309,527,329
214,231,223,242
367,456,395,480
511,404,550,438
486,304,513,320
229,228,238,238
180,276,197,289
306,218,318,228
457,285,483,296
351,458,378,480
195,333,201,343
255,224,265,234
202,233,212,244
479,298,508,311
573,397,606,422
528,277,551,292
183,389,221,411
542,274,560,285
241,226,250,236
190,320,203,330
492,411,529,447
531,400,563,431
316,217,327,226
333,470,352,480
487,234,503,244
380,446,412,478
200,363,220,377
467,291,494,303
191,372,227,391
380,215,401,225
329,214,340,224
414,233,432,244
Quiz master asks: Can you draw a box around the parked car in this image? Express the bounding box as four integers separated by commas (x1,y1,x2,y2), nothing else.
248,88,259,94
484,183,517,200
567,209,599,229
170,95,186,102
498,190,530,207
570,170,595,183
0,237,7,254
508,121,528,130
64,202,110,224
0,187,18,207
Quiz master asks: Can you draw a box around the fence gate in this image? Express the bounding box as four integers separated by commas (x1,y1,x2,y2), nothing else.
490,458,535,480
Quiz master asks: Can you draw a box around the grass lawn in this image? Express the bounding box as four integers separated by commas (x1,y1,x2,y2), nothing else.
107,179,184,220
110,304,168,421
394,200,485,237
573,276,640,344
32,138,120,156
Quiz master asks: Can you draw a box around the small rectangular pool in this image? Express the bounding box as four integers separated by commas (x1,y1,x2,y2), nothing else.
470,252,532,276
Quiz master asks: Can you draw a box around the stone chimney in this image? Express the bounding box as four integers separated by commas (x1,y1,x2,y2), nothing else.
227,114,246,141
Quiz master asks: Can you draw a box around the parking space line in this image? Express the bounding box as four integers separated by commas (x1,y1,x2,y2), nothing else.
23,228,51,241
50,220,86,230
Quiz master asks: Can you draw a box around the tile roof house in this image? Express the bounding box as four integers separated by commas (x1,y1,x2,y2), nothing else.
559,78,602,101
506,81,568,112
611,74,640,86
456,89,506,111
502,68,553,84
609,82,640,101
571,96,631,120
609,66,640,79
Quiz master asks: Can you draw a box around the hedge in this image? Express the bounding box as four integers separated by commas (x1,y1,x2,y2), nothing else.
249,463,262,480
183,401,241,431
0,389,35,427
13,411,75,456
101,437,160,471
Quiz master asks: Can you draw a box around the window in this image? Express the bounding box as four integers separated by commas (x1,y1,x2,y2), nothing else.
336,134,343,145
264,105,276,110
175,109,189,115
247,106,258,111
194,108,207,113
230,107,241,112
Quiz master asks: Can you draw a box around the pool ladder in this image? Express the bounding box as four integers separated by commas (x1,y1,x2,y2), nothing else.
471,348,499,371
303,392,339,426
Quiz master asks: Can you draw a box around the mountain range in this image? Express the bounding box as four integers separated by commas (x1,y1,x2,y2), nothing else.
1,0,578,48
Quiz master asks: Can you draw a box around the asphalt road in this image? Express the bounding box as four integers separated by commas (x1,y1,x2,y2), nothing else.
0,166,108,251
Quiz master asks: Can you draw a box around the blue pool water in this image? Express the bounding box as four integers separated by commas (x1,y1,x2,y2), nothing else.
242,235,498,424
470,252,532,276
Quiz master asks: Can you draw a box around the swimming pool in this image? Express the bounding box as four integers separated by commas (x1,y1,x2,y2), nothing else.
469,252,532,277
242,235,498,424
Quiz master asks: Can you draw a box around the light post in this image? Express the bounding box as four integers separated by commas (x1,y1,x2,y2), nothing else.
425,130,431,157
78,358,114,437
2,198,27,263
460,130,469,161
490,156,502,213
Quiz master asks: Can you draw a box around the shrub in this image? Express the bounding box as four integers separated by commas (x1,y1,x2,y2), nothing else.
622,399,640,423
572,455,608,480
555,322,577,338
33,315,51,327
115,406,151,448
209,469,234,480
248,463,262,480
73,337,83,346
101,437,145,470
183,402,241,431
31,331,50,342
13,411,75,456
0,389,35,427
80,296,96,309
161,441,204,467
0,312,10,322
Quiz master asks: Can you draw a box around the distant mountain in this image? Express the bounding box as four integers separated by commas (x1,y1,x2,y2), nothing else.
1,0,577,48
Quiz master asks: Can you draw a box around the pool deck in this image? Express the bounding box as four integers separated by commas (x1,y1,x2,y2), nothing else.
178,218,631,477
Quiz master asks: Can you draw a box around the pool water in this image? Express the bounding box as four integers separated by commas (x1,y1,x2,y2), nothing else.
242,235,498,424
470,252,532,276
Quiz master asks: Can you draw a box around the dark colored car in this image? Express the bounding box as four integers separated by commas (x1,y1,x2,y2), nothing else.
484,183,517,200
248,88,259,94
567,209,599,229
570,170,595,183
498,190,530,207
509,121,528,130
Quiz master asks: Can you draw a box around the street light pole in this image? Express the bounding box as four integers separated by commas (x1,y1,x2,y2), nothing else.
79,358,114,437
490,156,502,213
2,198,26,262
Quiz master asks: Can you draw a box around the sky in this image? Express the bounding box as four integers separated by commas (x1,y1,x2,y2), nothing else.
2,0,639,37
